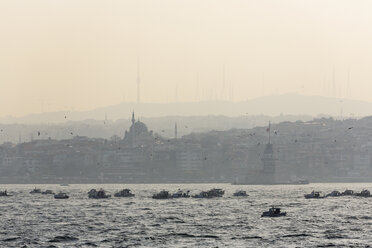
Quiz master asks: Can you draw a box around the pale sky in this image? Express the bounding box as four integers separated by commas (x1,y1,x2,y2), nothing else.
1,0,372,117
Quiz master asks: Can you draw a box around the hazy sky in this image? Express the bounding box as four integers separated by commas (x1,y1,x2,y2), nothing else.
1,0,372,117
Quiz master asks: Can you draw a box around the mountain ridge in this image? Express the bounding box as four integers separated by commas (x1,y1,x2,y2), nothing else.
2,94,371,124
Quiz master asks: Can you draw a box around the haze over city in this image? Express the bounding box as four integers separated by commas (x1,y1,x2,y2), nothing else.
3,1,372,247
1,0,372,118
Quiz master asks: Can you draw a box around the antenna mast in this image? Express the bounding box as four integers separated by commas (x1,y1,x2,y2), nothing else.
137,57,141,104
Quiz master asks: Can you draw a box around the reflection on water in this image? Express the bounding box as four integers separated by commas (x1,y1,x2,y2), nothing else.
1,183,372,247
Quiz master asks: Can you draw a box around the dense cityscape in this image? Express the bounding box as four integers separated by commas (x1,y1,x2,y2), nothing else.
1,112,372,184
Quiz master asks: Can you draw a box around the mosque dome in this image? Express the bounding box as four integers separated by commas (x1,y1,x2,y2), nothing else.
130,121,149,136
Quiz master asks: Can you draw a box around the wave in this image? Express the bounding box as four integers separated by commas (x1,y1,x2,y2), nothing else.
48,235,79,243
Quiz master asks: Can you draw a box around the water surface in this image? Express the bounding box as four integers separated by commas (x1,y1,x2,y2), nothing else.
1,183,372,247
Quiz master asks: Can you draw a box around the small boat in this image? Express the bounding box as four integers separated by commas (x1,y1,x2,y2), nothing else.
192,191,209,198
233,190,248,197
326,190,342,197
342,189,354,196
0,190,11,197
304,191,325,199
152,190,171,199
41,190,54,195
261,206,286,217
171,190,190,198
355,189,371,197
192,188,224,198
114,189,135,197
60,184,69,187
30,188,42,194
88,189,111,199
292,179,309,185
54,192,69,199
209,188,224,197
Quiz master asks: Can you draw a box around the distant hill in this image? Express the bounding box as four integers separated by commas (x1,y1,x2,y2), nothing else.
1,94,371,124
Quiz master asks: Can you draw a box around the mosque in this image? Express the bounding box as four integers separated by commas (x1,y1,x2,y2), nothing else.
123,112,153,147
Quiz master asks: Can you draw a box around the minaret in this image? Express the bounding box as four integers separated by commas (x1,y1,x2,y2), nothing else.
268,121,271,144
131,111,136,147
137,58,141,104
175,123,178,140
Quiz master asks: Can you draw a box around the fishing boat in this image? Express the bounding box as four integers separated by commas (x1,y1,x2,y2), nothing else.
261,206,286,217
88,189,111,199
326,190,342,197
54,192,69,199
152,190,171,199
30,188,42,194
41,190,54,195
192,188,224,198
233,190,248,197
304,191,325,199
0,190,11,197
114,189,135,197
171,190,190,198
342,189,354,196
355,189,371,197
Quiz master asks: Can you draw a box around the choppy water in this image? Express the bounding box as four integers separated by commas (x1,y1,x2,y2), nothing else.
1,183,372,247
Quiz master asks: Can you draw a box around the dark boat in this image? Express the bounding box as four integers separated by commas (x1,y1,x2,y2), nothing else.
41,190,54,195
192,188,224,198
342,189,354,196
233,190,248,197
304,191,325,199
192,191,209,198
261,206,286,217
54,192,69,199
30,188,42,194
326,190,342,197
114,189,135,197
152,190,171,199
88,189,111,199
0,190,11,197
355,189,371,197
171,190,190,198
